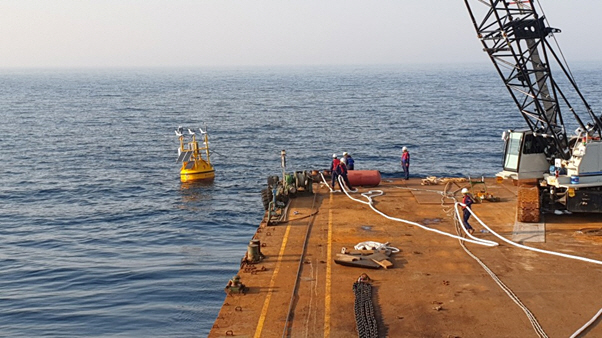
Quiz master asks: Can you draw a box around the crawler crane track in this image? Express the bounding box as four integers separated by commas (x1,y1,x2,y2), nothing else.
517,185,540,223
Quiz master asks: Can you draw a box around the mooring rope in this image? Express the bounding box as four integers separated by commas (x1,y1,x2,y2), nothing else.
336,176,602,337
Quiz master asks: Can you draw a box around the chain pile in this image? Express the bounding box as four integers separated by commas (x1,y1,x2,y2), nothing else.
353,281,378,338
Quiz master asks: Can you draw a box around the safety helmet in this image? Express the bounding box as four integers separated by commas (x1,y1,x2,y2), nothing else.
343,152,348,156
461,188,469,194
402,146,407,152
332,154,337,158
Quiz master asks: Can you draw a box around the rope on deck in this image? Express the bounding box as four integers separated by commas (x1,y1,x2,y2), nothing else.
338,177,602,337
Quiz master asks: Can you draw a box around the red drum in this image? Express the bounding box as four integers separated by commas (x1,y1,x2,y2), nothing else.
347,170,381,187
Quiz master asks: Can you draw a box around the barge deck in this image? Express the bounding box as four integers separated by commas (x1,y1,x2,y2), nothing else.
209,177,602,337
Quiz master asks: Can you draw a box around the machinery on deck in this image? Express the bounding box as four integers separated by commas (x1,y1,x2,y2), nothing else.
261,150,313,225
464,0,602,221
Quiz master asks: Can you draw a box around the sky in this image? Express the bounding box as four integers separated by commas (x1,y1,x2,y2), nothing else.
1,0,601,68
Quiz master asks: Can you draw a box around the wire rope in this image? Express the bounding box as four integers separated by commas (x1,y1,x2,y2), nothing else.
535,0,576,82
281,191,319,338
337,177,602,336
442,184,549,338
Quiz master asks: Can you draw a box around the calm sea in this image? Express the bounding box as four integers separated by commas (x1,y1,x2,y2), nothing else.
1,63,601,337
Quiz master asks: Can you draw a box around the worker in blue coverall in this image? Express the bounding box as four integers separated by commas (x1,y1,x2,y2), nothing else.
461,188,475,234
330,154,340,189
343,152,354,170
401,146,410,180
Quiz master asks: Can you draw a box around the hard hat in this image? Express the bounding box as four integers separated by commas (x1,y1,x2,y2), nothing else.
402,146,407,151
343,152,348,156
332,153,337,158
461,188,469,194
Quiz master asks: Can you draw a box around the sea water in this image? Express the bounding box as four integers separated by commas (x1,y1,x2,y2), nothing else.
1,63,601,337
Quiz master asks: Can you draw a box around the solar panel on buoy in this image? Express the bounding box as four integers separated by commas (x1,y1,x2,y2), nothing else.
184,161,195,169
177,151,192,163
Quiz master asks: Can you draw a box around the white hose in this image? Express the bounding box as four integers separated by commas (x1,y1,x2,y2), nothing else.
336,177,602,337
319,172,335,192
337,176,498,247
569,307,602,338
338,176,602,264
456,200,602,336
451,206,548,336
461,204,602,266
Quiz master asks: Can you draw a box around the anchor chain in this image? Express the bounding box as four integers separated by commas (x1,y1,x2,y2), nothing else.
353,281,378,338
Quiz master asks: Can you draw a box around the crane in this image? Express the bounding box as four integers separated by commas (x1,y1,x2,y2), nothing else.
463,0,602,221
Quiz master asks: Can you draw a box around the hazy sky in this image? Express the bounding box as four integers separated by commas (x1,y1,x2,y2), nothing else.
1,1,601,68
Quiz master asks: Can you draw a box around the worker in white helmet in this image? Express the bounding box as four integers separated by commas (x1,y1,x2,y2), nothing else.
334,159,354,191
401,147,410,180
330,154,341,189
461,188,475,234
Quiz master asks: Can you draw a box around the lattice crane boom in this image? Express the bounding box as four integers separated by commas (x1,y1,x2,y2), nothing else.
463,0,602,160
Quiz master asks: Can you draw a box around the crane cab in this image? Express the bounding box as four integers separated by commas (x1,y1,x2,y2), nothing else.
498,130,550,181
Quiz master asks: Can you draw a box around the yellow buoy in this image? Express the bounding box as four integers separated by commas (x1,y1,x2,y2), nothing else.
175,127,215,182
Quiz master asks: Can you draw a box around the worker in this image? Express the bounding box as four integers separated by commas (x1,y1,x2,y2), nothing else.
343,152,355,170
461,188,475,234
330,154,340,189
335,160,354,191
401,146,410,180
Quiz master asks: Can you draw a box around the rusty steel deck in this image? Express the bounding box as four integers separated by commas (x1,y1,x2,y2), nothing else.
209,178,602,338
